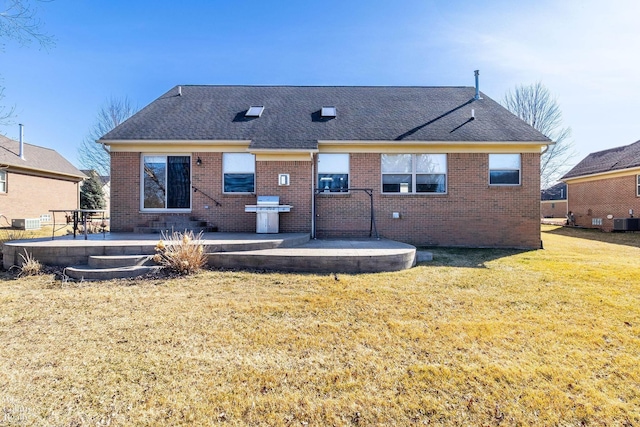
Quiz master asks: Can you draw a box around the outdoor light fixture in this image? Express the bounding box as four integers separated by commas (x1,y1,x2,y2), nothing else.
196,157,202,166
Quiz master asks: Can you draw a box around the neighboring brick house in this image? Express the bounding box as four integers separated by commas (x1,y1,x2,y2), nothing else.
0,134,85,226
100,80,551,248
562,140,640,231
541,182,567,218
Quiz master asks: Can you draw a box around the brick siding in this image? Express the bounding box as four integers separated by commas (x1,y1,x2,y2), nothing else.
317,153,540,248
111,151,541,248
0,171,79,224
541,200,567,218
567,174,640,231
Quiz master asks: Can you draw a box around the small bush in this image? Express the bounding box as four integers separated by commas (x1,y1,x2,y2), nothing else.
153,230,208,275
17,249,42,277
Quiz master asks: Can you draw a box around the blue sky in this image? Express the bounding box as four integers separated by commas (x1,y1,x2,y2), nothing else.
1,0,639,172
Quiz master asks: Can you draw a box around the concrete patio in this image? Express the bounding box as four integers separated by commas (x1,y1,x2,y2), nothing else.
3,232,419,278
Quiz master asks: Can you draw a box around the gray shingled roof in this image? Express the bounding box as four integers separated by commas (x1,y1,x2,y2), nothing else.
100,85,550,149
562,140,640,179
0,135,85,180
541,182,567,200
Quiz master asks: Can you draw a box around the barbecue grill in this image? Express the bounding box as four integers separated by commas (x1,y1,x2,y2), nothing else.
244,196,292,233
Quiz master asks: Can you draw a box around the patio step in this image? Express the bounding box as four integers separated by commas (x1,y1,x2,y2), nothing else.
133,226,217,234
65,254,161,281
64,265,162,281
133,216,218,235
88,254,155,268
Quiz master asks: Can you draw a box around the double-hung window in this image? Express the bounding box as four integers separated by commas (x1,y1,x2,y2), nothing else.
0,170,6,193
142,155,191,210
489,154,521,185
381,154,447,194
223,153,255,193
318,153,349,192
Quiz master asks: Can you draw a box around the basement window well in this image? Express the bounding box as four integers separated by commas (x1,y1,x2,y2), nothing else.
245,106,264,117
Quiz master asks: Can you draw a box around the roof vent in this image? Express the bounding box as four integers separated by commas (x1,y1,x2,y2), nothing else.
474,70,482,100
321,106,337,118
245,106,264,117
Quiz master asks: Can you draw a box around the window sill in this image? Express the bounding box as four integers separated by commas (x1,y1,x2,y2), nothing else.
140,209,192,213
381,192,448,196
316,191,351,197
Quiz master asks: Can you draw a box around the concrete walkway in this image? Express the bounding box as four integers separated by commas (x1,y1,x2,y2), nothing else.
3,232,418,275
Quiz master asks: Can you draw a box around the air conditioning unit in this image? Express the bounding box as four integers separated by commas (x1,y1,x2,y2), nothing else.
613,218,640,232
11,218,41,230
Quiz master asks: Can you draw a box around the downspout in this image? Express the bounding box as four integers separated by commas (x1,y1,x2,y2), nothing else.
311,152,316,238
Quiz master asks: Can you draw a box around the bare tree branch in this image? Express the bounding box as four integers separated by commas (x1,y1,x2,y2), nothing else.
77,96,137,177
503,82,577,188
0,0,55,126
0,0,55,50
0,85,15,125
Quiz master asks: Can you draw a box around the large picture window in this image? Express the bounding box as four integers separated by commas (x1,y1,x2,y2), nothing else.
489,154,521,185
0,170,6,193
142,155,191,210
223,153,255,193
381,154,446,194
318,153,349,192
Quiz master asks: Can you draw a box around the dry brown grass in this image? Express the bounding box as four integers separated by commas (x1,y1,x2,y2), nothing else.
0,225,74,244
0,225,639,426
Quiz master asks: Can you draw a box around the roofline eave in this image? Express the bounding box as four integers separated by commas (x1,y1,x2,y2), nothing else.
2,164,86,181
99,139,253,146
562,165,640,183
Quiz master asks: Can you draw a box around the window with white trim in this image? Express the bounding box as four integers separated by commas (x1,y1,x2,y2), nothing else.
223,153,255,193
318,153,349,192
142,155,191,210
489,154,521,185
637,175,640,197
381,154,447,194
0,170,6,193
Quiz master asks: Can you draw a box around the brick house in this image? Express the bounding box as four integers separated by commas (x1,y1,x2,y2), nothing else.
100,81,551,248
541,182,567,218
0,133,85,226
562,140,640,231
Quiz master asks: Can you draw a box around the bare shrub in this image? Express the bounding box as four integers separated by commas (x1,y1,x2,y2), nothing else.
17,249,42,277
153,230,207,275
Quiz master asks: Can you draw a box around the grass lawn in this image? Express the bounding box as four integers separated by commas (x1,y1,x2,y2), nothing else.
1,225,639,426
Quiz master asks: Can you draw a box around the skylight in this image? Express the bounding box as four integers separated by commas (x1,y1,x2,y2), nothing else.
321,106,337,118
245,106,264,117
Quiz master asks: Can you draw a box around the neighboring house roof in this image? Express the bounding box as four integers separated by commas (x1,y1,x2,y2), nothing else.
562,140,640,179
80,169,110,186
0,134,86,180
100,85,550,150
541,182,567,200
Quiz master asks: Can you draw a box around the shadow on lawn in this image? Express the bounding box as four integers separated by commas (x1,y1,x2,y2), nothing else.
542,225,640,249
419,247,530,269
